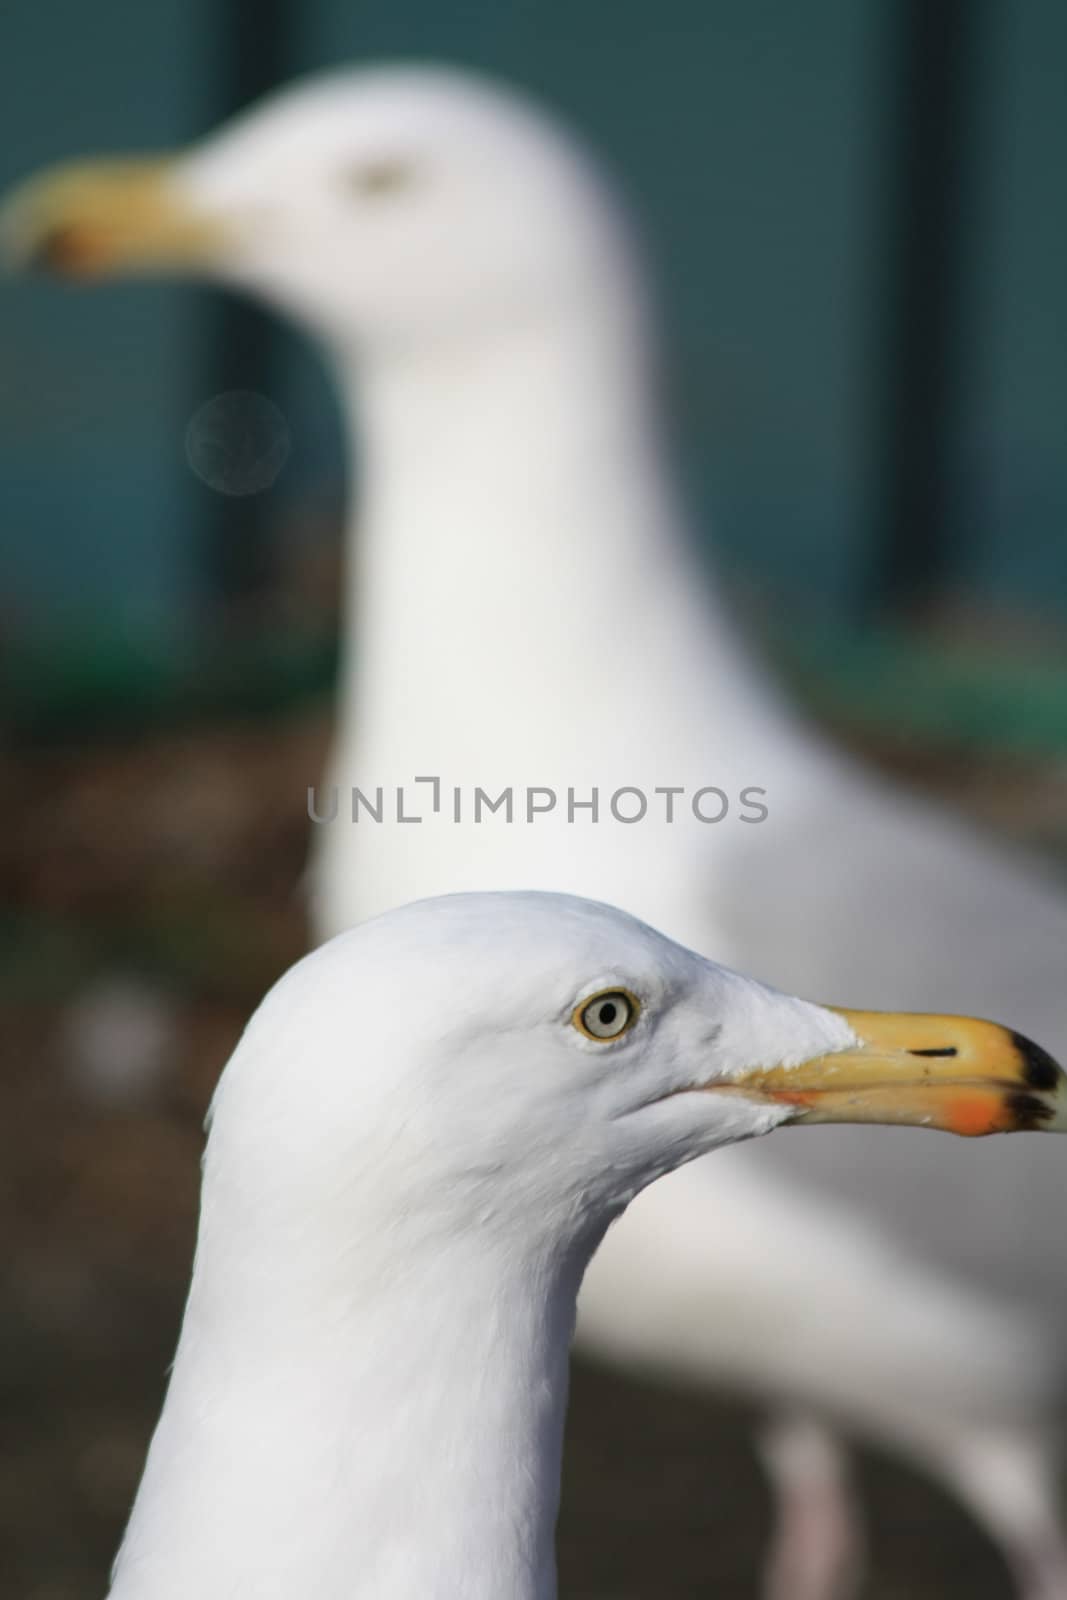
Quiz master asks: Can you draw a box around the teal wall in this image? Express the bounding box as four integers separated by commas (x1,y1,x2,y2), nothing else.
0,1,1064,687
962,2,1067,608
0,0,226,653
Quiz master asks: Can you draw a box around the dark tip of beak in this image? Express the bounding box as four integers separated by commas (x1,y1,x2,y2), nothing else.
1006,1089,1057,1130
1012,1031,1064,1093
20,223,89,274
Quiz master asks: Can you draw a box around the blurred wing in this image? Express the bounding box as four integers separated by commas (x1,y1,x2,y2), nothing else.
713,756,1067,1327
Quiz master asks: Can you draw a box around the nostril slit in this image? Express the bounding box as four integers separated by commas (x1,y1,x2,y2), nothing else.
909,1047,958,1058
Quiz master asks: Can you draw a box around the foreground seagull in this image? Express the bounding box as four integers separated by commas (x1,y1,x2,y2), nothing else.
100,890,1067,1600
8,66,1067,1598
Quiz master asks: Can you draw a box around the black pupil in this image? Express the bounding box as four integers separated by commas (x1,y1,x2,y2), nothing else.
598,1001,618,1026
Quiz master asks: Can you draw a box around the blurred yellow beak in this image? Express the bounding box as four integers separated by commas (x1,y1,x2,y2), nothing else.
0,157,222,277
725,1011,1067,1137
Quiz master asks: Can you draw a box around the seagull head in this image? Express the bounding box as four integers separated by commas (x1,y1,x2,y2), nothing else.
0,65,641,351
205,891,1067,1257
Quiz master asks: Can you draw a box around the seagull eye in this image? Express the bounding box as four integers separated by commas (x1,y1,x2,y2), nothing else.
343,157,418,197
573,989,639,1042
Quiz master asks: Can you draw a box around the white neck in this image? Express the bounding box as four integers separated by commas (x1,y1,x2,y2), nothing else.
308,273,812,941
110,1171,595,1600
335,293,792,779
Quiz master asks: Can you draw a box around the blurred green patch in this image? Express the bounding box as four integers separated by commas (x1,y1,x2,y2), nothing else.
3,623,338,741
0,894,291,1007
777,622,1067,756
4,612,1067,756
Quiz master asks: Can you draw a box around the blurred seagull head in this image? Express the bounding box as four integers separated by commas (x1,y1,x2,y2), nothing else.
2,65,649,353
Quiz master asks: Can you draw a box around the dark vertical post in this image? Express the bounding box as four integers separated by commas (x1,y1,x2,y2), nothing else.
872,0,979,616
198,0,293,610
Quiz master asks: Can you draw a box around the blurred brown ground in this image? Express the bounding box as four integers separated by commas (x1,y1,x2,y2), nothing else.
3,702,1067,1599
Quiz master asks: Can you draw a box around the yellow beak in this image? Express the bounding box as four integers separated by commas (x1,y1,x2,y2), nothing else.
725,1011,1067,1138
0,157,221,277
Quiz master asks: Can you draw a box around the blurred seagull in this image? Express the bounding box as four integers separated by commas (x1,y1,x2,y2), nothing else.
101,890,1067,1600
8,65,1067,1599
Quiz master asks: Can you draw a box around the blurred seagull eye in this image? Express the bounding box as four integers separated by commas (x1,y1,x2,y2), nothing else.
573,990,639,1042
343,157,418,197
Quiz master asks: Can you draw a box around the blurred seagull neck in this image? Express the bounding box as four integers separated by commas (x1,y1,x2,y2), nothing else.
356,303,676,554
330,301,778,768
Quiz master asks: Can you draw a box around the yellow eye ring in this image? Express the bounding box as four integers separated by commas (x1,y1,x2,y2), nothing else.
572,988,641,1042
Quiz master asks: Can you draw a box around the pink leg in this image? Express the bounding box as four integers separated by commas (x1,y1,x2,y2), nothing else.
757,1413,864,1600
